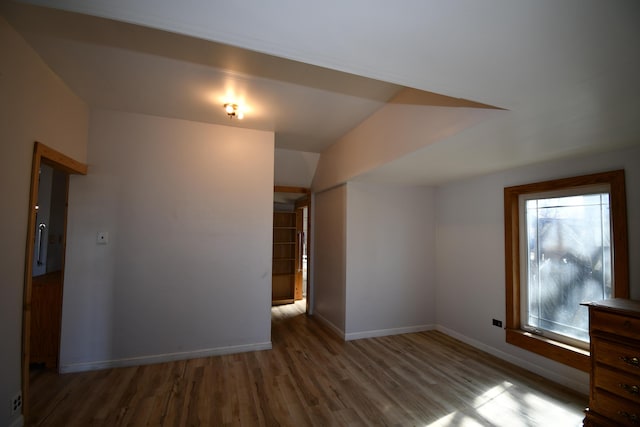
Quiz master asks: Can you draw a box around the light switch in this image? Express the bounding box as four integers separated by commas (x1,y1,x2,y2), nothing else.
97,231,109,245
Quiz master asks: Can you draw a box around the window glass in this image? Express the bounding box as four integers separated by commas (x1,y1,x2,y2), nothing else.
522,191,611,345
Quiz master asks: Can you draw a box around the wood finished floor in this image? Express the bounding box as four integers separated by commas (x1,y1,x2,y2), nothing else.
29,301,587,426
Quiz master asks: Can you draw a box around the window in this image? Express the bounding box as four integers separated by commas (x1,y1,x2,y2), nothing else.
504,170,629,371
522,189,611,348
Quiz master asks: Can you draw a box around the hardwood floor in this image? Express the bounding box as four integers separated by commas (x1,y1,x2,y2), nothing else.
29,301,587,426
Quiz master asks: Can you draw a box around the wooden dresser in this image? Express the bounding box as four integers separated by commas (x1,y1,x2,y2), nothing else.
584,299,640,426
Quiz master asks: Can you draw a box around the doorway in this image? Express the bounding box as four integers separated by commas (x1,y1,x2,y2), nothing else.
30,164,67,369
272,186,311,315
22,142,87,420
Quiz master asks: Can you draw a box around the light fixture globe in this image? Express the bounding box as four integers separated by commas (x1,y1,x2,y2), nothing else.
223,103,243,119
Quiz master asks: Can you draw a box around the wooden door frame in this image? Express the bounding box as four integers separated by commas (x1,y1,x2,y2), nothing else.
22,142,87,420
274,186,311,313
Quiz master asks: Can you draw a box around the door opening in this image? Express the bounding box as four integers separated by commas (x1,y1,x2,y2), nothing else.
272,186,310,316
22,142,87,421
30,164,67,370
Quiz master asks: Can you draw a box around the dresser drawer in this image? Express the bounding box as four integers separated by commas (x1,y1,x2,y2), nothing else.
592,389,640,427
594,364,640,404
593,339,640,375
591,309,640,341
586,301,640,426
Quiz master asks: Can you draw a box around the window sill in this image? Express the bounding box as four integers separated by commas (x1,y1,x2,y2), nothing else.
506,328,590,372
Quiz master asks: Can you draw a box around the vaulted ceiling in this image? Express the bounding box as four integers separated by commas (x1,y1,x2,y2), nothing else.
3,0,640,186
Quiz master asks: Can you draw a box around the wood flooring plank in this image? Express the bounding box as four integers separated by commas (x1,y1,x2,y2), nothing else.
28,300,587,426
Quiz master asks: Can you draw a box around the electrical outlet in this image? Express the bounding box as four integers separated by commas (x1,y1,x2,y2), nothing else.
492,318,503,328
11,392,22,416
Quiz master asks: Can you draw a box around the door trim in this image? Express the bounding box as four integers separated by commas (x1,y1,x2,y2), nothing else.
274,185,308,195
22,142,87,420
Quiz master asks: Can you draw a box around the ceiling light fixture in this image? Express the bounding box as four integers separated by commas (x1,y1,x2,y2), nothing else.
224,103,244,120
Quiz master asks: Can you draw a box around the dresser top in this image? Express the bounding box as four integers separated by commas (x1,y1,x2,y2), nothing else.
583,298,640,316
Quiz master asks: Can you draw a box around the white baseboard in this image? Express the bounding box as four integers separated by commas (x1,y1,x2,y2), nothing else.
59,341,272,374
312,312,345,340
8,414,24,427
345,324,435,341
436,325,589,395
311,313,435,342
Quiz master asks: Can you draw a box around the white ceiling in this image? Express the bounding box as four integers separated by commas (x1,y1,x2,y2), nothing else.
3,0,640,186
1,2,410,153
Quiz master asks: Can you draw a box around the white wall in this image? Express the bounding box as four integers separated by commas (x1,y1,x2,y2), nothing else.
60,109,274,371
274,148,319,187
0,16,88,427
435,145,640,393
313,185,347,334
345,182,436,339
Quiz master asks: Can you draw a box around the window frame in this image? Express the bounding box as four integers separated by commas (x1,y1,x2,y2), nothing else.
504,170,629,371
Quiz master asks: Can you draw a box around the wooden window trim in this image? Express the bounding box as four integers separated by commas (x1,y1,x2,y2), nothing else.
504,170,629,372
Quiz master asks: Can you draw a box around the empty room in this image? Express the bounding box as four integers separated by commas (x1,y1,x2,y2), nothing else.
1,1,640,426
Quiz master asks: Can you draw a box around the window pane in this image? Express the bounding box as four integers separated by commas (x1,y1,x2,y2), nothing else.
525,193,611,343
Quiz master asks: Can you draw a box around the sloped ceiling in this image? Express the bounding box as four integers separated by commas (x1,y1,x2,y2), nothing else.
5,0,640,186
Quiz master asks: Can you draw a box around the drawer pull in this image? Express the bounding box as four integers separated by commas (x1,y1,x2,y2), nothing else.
618,410,640,424
620,383,640,395
621,356,640,367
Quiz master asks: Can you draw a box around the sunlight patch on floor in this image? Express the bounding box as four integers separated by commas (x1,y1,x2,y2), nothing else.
426,412,485,427
476,382,582,426
426,381,583,427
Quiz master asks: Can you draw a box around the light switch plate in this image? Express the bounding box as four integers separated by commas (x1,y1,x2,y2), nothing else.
97,231,109,244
